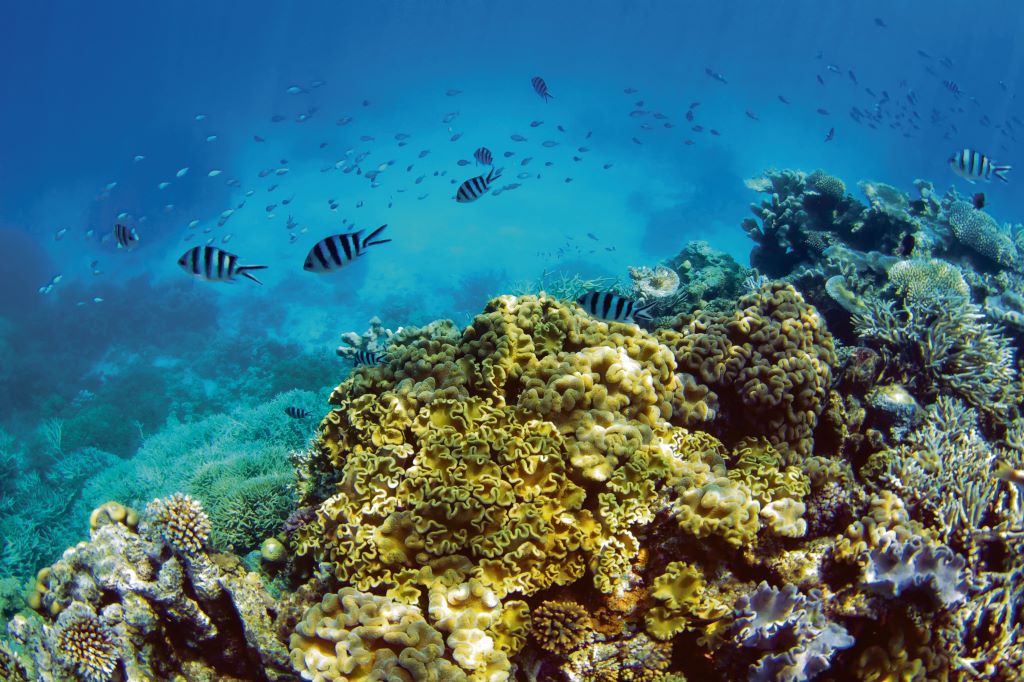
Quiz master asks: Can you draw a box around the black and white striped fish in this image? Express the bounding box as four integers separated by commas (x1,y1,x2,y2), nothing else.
531,76,553,102
577,291,656,323
353,349,387,366
948,148,1010,183
473,146,493,165
284,406,311,419
303,224,390,273
114,223,139,249
455,167,503,203
177,246,267,283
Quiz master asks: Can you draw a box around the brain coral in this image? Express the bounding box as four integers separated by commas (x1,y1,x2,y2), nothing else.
657,283,836,458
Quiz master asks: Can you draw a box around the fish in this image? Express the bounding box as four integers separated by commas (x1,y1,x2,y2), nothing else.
745,110,759,121
577,291,656,323
632,137,642,144
133,155,145,162
177,246,267,284
943,80,961,95
778,95,790,104
54,227,67,240
284,406,311,419
443,112,459,124
446,88,462,96
271,114,286,122
685,110,694,122
603,163,614,169
474,147,493,165
451,133,463,142
510,134,527,142
311,79,326,88
972,192,986,209
542,140,559,148
337,116,353,126
816,75,825,86
455,167,503,203
206,135,217,142
817,108,830,115
848,70,858,84
531,76,553,101
826,64,840,74
195,114,207,121
208,170,222,177
158,182,170,190
824,127,835,142
516,172,531,179
587,232,598,241
704,68,727,84
176,167,189,178
530,120,543,127
114,223,139,249
456,160,471,166
353,349,387,366
303,224,391,273
949,148,1010,183
286,85,306,94
624,87,638,93
253,135,265,142
874,17,886,27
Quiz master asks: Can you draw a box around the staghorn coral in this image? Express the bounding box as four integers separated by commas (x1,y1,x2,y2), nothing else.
658,283,836,458
146,492,211,555
853,295,1017,418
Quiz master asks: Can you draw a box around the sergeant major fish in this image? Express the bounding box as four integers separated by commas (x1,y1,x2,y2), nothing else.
577,291,656,323
303,224,391,273
455,167,503,203
531,76,553,101
284,406,311,419
949,148,1011,183
178,246,267,283
114,223,139,249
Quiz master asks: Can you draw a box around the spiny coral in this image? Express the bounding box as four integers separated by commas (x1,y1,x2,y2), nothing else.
531,600,594,654
146,492,211,555
658,283,836,458
53,606,119,682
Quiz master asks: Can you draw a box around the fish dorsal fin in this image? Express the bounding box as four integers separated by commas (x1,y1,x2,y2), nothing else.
362,224,390,247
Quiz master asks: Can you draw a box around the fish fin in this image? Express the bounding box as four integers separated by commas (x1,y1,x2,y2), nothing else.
237,265,268,284
994,165,1012,183
488,167,504,183
633,300,658,323
363,224,389,246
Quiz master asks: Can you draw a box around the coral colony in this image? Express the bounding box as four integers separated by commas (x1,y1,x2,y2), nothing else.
4,169,1024,680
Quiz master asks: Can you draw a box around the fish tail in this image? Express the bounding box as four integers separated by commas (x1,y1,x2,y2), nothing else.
489,167,504,183
237,265,268,284
994,165,1012,183
363,224,391,246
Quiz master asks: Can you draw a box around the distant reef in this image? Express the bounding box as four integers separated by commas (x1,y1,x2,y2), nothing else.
3,168,1024,681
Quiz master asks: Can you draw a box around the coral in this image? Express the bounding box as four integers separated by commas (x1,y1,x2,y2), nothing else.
11,499,292,680
52,605,119,682
289,587,471,682
862,536,969,607
887,258,970,303
806,169,846,203
985,290,1024,331
644,561,729,642
628,265,680,300
562,632,673,681
853,295,1018,417
661,241,752,316
733,582,854,681
531,600,593,654
336,315,395,362
946,200,1020,270
823,275,869,315
146,492,211,555
659,283,836,458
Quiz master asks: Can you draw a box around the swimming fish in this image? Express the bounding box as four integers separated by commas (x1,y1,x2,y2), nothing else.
510,134,527,142
353,349,387,366
284,406,311,419
531,76,552,101
949,148,1010,183
303,224,390,273
972,192,986,209
177,246,267,283
114,223,139,249
455,167,503,203
474,147,493,165
824,127,835,142
530,120,543,127
704,68,727,84
176,167,189,178
577,291,656,323
446,88,462,96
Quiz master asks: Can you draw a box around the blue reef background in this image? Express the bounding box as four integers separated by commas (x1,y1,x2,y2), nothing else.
0,0,1022,581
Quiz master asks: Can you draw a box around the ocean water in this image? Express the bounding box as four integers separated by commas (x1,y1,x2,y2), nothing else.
2,1,1024,679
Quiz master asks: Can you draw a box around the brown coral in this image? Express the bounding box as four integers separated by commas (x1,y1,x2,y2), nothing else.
531,600,594,654
146,493,211,555
54,609,119,682
658,283,836,458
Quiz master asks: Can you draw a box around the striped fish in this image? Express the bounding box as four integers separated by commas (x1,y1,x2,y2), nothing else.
284,406,310,419
303,224,390,273
177,246,267,283
473,146,493,165
531,76,553,102
949,148,1010,183
353,349,387,366
114,223,139,249
455,167,503,203
577,291,656,323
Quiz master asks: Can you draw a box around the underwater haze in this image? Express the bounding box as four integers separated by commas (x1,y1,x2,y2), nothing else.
3,2,1024,680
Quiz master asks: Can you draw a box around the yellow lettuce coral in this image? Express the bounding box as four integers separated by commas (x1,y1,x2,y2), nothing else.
644,561,731,642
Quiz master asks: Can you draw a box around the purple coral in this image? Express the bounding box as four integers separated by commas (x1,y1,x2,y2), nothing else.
862,536,969,607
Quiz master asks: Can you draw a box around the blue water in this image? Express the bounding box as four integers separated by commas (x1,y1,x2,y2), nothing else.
0,0,1022,577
